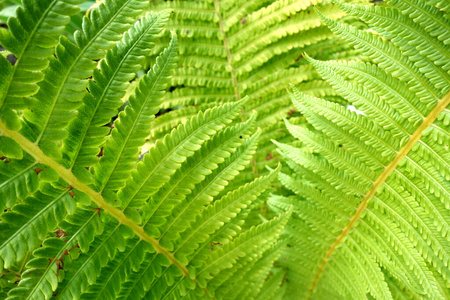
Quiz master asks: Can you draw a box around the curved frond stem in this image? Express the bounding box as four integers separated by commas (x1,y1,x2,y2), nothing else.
308,90,450,297
0,120,190,278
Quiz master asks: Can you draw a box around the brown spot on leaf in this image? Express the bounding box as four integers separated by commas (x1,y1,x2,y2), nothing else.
54,229,67,238
287,109,296,117
97,147,104,158
93,207,102,217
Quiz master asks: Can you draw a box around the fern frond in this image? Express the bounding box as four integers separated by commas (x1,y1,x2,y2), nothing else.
94,29,177,198
212,242,286,299
144,113,257,243
386,0,450,44
174,162,280,265
0,2,293,298
316,8,442,109
54,220,125,299
118,98,248,222
6,208,104,300
335,1,450,92
143,0,366,170
148,103,217,141
22,0,147,159
0,0,82,114
274,1,450,298
195,207,292,287
0,184,75,269
63,11,171,183
0,155,38,211
79,239,152,300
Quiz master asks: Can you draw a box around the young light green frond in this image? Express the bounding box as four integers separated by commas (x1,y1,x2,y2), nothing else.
305,55,415,141
386,0,450,44
290,88,395,167
255,268,287,300
210,242,285,299
274,1,450,298
284,119,378,184
313,59,424,127
316,8,442,110
335,1,450,93
174,162,280,266
165,129,261,252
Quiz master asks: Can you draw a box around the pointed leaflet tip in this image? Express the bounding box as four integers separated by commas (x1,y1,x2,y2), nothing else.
159,8,172,19
270,139,282,148
281,117,296,136
313,6,323,17
170,30,177,41
236,95,250,108
264,161,283,174
302,52,315,64
332,0,351,12
314,6,333,25
242,110,258,132
248,109,258,121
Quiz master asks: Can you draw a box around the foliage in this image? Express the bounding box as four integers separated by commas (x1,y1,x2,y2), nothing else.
272,0,450,298
1,0,449,299
0,1,290,299
142,0,369,183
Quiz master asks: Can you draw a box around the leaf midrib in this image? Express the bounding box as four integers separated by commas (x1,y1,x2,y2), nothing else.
0,119,189,277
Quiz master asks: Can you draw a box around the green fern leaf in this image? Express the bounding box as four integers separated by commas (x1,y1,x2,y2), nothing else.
63,11,171,182
0,0,83,115
94,27,177,198
274,0,450,298
0,2,291,298
22,0,147,159
141,0,366,170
